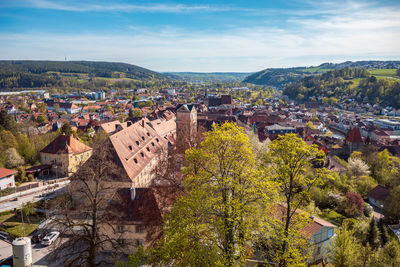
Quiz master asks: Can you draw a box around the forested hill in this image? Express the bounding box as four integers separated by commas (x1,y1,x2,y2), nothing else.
0,60,167,89
164,72,251,83
282,67,400,108
243,60,400,88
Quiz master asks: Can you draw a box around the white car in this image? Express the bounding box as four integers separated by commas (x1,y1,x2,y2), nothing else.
40,231,60,246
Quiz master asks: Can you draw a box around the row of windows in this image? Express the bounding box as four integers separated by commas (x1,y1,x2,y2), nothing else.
117,225,143,233
117,238,143,246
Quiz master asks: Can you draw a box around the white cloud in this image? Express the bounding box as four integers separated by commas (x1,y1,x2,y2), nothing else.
0,0,399,71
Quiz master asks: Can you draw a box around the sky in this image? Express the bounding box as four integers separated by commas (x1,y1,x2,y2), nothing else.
0,0,399,72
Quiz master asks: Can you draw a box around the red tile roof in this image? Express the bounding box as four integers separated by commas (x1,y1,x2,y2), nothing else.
0,168,17,178
40,134,92,154
346,127,363,143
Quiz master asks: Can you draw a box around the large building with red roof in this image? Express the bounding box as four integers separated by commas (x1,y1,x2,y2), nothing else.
40,134,92,177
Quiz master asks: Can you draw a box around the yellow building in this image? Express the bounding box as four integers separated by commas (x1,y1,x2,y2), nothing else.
40,134,92,177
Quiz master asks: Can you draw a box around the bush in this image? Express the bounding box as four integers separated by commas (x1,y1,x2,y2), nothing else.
27,174,34,182
319,210,345,225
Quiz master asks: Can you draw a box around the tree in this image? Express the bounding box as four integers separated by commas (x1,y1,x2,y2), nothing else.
366,218,380,250
329,222,360,267
263,133,326,266
0,110,18,134
369,240,400,267
53,103,60,113
348,157,370,178
36,102,47,113
384,185,400,221
4,148,24,169
151,122,271,266
378,219,389,246
36,114,47,124
22,202,36,223
343,192,364,217
48,142,127,266
305,121,316,129
128,108,142,121
0,130,17,150
16,134,35,164
60,122,73,135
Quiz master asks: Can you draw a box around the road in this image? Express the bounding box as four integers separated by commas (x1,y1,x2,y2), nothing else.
0,238,67,266
0,181,69,213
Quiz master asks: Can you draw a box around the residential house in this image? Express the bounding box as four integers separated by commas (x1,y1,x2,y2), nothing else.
367,185,390,210
40,135,92,177
0,168,16,190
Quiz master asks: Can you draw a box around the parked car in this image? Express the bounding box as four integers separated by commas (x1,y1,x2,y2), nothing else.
40,231,60,246
31,230,48,244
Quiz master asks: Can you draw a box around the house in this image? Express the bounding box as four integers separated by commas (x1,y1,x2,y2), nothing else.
99,120,131,134
264,124,297,135
367,185,390,210
104,187,162,254
47,101,80,114
306,216,336,264
40,135,92,177
0,168,16,190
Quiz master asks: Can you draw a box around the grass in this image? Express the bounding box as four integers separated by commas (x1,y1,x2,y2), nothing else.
349,78,362,89
370,68,398,76
0,211,44,238
318,210,346,225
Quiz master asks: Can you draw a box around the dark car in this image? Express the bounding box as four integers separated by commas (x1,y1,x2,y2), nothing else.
31,231,48,244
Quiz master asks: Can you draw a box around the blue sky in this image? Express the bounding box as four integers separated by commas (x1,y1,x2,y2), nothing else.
0,0,399,72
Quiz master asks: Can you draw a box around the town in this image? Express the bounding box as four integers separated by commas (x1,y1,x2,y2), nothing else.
0,82,399,266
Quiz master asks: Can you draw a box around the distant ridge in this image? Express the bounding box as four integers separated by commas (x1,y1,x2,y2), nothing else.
0,60,168,89
243,60,400,88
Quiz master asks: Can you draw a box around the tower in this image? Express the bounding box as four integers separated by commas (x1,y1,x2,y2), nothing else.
176,104,197,147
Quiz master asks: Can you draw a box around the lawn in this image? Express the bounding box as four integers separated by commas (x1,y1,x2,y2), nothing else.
0,211,44,238
370,68,398,76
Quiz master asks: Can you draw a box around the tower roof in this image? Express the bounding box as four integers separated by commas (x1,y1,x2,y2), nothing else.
346,127,363,143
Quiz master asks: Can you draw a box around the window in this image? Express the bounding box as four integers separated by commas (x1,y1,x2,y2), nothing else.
141,136,145,141
75,156,78,162
146,147,150,152
136,141,139,145
136,225,143,233
147,132,150,136
81,154,83,160
134,158,138,163
136,239,143,246
156,138,159,142
151,142,155,147
128,145,133,151
140,152,144,158
328,229,334,238
117,225,124,233
117,238,125,245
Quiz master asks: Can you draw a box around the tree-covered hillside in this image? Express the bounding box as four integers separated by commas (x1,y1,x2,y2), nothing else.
0,60,167,89
164,72,251,83
243,60,400,88
283,67,400,108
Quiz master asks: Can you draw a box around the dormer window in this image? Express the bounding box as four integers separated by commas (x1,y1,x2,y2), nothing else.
134,158,138,163
136,141,139,145
146,147,150,152
141,136,145,141
147,132,150,136
140,152,144,157
151,142,155,146
156,138,159,142
128,145,133,151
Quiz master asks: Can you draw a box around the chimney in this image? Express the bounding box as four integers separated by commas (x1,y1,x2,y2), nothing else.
141,120,144,127
130,187,136,201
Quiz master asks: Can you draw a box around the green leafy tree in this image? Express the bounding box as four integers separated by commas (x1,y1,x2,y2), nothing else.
36,102,47,113
16,134,35,164
152,122,272,266
0,110,18,134
384,185,400,221
22,202,36,223
53,103,60,113
0,130,17,150
329,223,360,267
263,133,327,266
60,122,73,135
366,218,380,250
369,240,400,267
36,114,47,124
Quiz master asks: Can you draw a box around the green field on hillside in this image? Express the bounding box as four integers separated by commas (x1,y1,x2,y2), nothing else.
370,68,398,76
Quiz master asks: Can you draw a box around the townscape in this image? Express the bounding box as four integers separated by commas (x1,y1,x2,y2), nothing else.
0,61,399,266
1,0,400,266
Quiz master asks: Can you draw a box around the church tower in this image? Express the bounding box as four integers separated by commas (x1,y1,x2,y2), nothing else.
176,104,197,147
